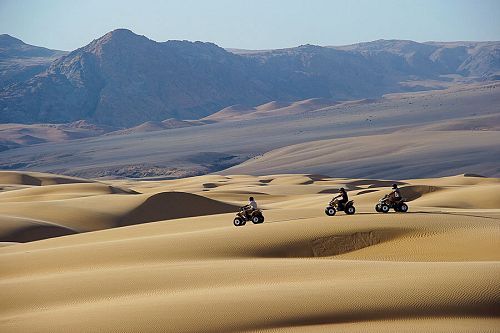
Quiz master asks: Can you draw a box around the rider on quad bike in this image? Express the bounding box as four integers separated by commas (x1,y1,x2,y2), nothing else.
332,188,348,210
244,197,258,219
233,197,264,226
325,188,356,216
387,184,402,205
375,184,409,213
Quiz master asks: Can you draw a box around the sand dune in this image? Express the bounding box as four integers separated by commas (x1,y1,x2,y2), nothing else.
0,171,499,332
117,191,239,226
0,182,136,202
203,104,257,121
411,184,500,209
0,190,238,242
0,171,96,194
204,98,338,121
0,172,239,242
107,119,206,136
223,130,500,178
255,100,290,111
0,121,115,149
0,215,78,243
0,170,94,186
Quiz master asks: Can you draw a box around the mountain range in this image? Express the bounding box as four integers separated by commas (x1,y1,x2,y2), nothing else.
1,29,499,127
0,34,67,88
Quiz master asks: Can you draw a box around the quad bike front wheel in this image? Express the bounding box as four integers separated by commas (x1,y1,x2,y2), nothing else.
345,206,356,215
325,206,336,216
380,204,390,213
252,215,264,224
398,203,408,212
375,204,382,212
233,217,246,226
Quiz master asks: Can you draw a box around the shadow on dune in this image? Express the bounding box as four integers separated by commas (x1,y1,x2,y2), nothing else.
400,185,442,201
307,174,331,182
15,174,43,186
254,303,499,332
464,173,485,178
2,224,78,243
353,185,442,200
259,228,411,258
318,188,344,194
318,180,409,193
118,192,240,226
356,189,380,195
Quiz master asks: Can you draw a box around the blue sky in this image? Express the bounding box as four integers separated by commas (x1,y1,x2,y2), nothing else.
1,0,499,50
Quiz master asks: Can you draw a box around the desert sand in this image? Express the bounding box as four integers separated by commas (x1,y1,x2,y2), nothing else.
203,98,338,121
0,171,499,332
223,129,500,178
1,82,498,179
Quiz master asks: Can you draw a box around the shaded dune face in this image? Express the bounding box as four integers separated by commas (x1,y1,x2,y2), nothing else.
2,223,78,243
0,191,239,242
399,185,442,201
117,192,239,227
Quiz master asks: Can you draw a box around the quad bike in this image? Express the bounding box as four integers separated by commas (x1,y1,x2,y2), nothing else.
233,206,265,226
325,199,356,216
375,195,409,213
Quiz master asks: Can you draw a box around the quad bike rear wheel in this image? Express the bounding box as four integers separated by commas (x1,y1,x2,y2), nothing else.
325,206,336,216
233,217,246,226
399,203,408,212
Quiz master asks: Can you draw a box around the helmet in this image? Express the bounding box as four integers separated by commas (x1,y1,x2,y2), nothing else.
392,184,398,189
339,187,345,192
249,197,254,201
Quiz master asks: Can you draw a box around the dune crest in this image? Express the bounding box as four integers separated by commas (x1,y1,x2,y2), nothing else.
117,191,239,226
0,170,94,187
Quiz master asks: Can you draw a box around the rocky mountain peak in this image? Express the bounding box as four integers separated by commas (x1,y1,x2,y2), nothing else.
0,34,25,47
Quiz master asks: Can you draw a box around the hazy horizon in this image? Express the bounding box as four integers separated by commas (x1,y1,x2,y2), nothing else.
1,0,499,51
7,27,500,52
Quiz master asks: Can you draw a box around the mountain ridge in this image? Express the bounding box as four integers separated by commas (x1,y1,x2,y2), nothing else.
0,34,67,88
1,29,499,126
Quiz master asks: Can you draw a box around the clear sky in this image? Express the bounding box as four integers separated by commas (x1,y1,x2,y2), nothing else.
1,0,499,51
